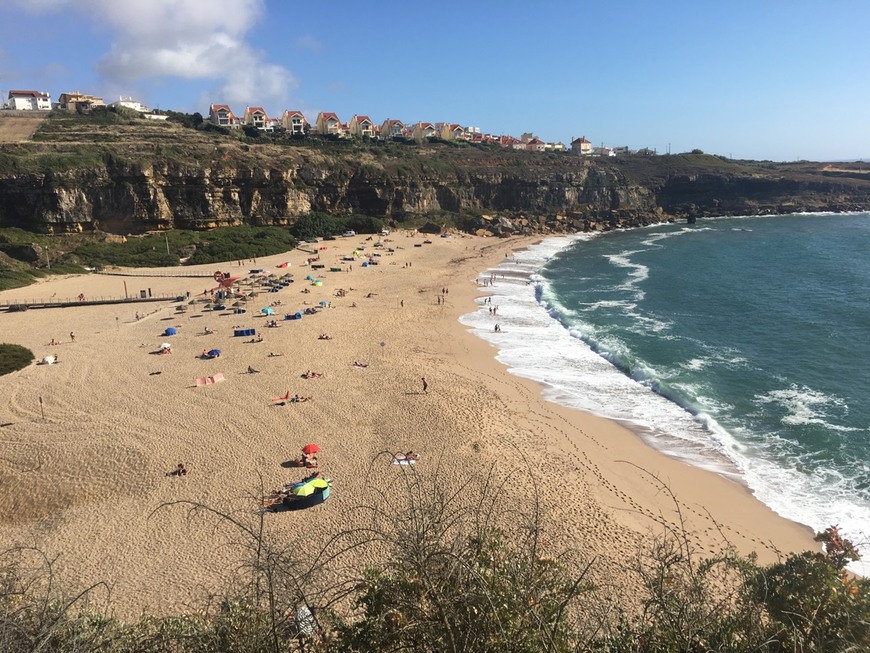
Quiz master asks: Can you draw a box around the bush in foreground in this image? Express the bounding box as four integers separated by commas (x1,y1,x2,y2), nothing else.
0,466,867,652
0,343,34,375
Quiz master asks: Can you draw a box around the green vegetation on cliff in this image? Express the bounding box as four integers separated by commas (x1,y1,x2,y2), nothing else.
1,110,869,239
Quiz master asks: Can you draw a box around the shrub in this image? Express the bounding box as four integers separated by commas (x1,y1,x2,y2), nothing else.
0,343,34,375
185,226,297,265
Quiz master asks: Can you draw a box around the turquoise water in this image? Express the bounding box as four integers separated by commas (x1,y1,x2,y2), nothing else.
461,212,870,563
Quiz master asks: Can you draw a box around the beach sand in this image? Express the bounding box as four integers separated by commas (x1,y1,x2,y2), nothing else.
0,232,816,617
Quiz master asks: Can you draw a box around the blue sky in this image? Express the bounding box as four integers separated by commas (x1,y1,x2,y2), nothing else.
1,0,868,161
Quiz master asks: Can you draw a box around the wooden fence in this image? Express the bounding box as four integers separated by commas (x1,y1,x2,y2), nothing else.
0,293,183,312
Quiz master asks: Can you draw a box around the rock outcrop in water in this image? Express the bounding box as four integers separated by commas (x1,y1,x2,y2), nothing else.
1,116,868,236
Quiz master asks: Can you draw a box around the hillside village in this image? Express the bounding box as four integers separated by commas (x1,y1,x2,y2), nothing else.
3,89,640,157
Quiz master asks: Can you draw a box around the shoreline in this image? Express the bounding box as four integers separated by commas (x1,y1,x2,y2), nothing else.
453,237,818,547
0,231,818,616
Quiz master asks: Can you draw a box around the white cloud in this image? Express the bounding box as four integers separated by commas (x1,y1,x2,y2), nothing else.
13,0,296,109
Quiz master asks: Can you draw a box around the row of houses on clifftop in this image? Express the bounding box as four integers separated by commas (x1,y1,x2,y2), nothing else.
1,88,623,155
3,90,169,120
207,104,591,153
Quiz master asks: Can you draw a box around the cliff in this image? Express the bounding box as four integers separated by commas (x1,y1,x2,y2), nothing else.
1,113,868,236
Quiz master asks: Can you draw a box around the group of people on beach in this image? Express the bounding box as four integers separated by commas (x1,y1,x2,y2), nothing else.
47,332,75,346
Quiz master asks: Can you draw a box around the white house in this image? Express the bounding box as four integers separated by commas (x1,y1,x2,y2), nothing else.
7,90,52,110
109,96,149,112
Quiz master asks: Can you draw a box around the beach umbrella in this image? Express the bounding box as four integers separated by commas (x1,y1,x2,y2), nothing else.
302,443,320,455
160,343,172,350
208,349,221,357
291,477,328,496
291,482,316,497
261,307,275,315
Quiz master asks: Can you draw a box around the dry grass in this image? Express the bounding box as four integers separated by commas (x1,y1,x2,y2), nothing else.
0,114,47,143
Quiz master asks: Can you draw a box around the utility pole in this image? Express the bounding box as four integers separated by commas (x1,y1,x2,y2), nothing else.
45,246,50,270
165,232,170,256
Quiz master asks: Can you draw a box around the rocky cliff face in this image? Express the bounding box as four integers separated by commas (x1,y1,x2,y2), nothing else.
1,138,868,236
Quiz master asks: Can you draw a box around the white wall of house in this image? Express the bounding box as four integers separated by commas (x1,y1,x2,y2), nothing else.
8,93,51,110
111,97,149,112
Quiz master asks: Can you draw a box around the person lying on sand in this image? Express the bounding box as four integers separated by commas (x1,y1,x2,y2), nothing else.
203,326,214,335
318,333,333,340
393,451,419,464
301,371,322,379
268,352,283,357
166,463,187,477
247,366,260,374
353,361,368,368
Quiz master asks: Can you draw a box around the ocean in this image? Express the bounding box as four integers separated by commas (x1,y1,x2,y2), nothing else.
460,212,870,571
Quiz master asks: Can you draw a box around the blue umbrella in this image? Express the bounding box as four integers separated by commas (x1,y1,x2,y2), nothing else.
207,349,221,357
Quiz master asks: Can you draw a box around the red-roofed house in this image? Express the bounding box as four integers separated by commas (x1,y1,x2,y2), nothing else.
282,110,307,135
244,106,271,131
209,104,240,128
412,122,438,141
440,123,466,141
315,112,341,136
7,90,51,111
349,115,375,138
526,138,547,152
571,136,593,155
380,119,406,140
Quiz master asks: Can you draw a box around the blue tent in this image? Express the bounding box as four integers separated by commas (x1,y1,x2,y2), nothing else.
261,307,275,315
164,327,177,336
207,349,221,357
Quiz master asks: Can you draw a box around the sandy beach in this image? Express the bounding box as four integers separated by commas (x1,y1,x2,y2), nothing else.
0,231,817,617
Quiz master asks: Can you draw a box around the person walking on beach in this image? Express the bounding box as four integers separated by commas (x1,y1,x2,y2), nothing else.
69,332,75,342
421,377,428,394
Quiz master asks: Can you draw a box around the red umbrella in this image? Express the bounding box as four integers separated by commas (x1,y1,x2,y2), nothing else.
302,443,320,455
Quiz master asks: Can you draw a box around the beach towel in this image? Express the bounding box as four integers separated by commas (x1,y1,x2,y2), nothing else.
196,373,226,387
